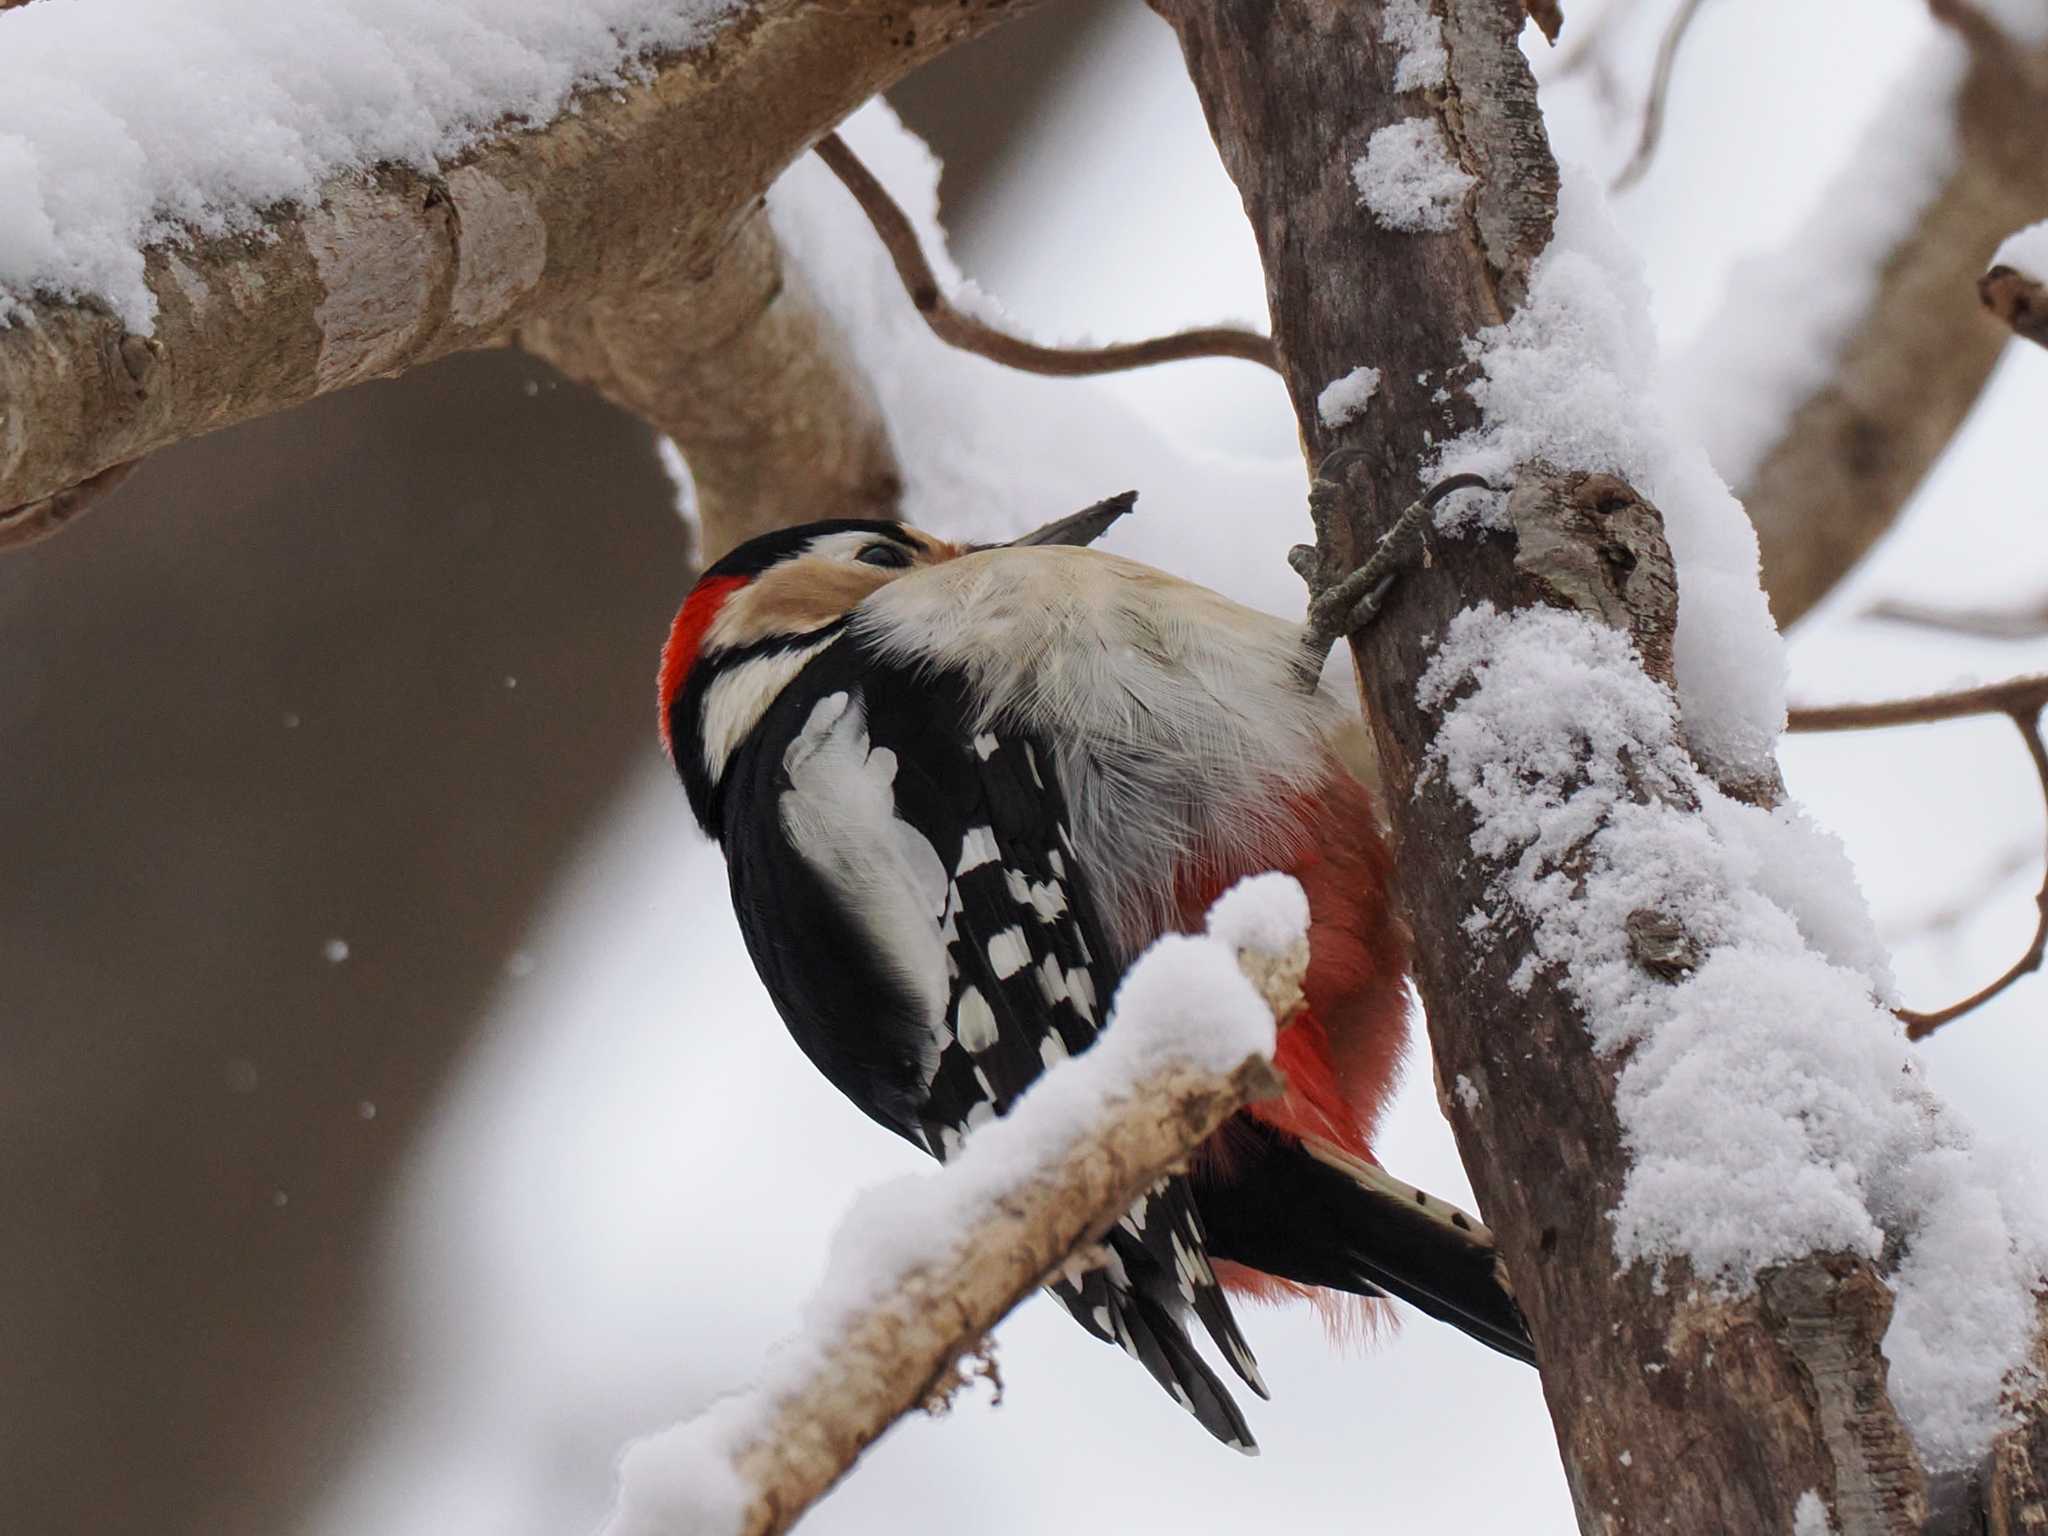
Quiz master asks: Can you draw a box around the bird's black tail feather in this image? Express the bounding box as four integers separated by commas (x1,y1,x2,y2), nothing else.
1195,1117,1535,1366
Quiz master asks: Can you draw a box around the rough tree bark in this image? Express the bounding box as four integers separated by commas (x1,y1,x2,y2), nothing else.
1149,1,2046,1532
1730,16,2048,627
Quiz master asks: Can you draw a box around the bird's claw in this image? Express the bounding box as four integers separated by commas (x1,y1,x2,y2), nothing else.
1292,465,1497,684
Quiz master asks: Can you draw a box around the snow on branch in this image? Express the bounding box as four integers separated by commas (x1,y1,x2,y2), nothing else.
1672,8,2048,626
602,877,1308,1536
1154,0,2048,1526
0,0,1045,542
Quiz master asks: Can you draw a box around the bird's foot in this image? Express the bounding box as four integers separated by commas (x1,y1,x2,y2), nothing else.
1292,452,1494,682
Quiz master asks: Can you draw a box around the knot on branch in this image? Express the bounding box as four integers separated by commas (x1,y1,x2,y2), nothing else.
1508,466,1678,685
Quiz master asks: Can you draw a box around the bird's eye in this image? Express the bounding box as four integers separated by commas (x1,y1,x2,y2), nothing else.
857,542,912,569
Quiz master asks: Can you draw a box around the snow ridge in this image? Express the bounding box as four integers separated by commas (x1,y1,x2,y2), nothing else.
1419,601,2048,1468
1428,177,1786,781
0,0,743,329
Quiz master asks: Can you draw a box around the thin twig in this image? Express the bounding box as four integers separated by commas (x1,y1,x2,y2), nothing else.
1787,674,2048,732
1609,0,1709,193
1867,596,2048,642
0,459,140,551
814,133,1282,378
1880,842,2038,946
1788,674,2048,1038
1553,0,1638,79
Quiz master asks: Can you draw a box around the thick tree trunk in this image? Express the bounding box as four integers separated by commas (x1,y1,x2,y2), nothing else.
1150,2,2044,1530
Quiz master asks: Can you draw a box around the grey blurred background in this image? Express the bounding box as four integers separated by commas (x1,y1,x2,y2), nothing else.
0,14,1111,1533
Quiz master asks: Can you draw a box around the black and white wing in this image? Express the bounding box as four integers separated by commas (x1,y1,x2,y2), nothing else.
719,644,1266,1450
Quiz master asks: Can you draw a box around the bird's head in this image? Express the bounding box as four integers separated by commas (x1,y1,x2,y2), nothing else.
658,495,1135,828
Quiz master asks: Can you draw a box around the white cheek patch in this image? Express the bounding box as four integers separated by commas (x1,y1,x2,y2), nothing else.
700,639,837,787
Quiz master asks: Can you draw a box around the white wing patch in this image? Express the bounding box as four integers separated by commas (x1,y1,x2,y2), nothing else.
779,689,950,1081
701,637,839,788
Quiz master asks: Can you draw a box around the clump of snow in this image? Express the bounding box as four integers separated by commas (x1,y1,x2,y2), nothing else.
1382,0,1448,92
1671,42,1962,492
1204,871,1312,957
605,1407,753,1536
600,882,1301,1534
1697,793,1895,998
1352,120,1474,233
1792,1490,1833,1536
1429,175,1785,781
1993,219,2048,285
1453,1074,1480,1110
1418,601,2048,1467
1317,365,1382,427
0,0,744,329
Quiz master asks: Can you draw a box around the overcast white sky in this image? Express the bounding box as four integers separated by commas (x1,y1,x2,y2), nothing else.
313,4,2048,1532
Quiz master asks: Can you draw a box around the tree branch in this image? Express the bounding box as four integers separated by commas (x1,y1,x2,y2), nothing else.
1790,675,2048,1040
515,211,902,561
0,457,139,552
1868,596,2048,640
1700,22,2048,627
604,910,1307,1536
0,0,1046,528
1608,0,1710,193
812,132,1282,378
1150,1,2040,1528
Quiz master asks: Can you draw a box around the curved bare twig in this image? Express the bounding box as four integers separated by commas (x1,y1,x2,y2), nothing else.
813,132,1282,378
1789,674,2048,1039
1868,596,2048,641
1610,0,1710,192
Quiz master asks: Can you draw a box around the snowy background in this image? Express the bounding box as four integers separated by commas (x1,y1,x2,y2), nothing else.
8,0,2048,1532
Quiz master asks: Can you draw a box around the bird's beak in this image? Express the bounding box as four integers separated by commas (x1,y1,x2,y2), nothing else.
1005,490,1137,548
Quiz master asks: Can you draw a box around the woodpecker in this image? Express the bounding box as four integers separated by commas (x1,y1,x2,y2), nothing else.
659,491,1531,1451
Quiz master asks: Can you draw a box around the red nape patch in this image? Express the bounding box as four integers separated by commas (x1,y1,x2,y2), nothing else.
658,575,747,754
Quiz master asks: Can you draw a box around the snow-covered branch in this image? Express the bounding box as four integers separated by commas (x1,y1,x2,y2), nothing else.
0,0,1045,551
1152,0,2048,1529
1675,10,2048,626
600,880,1307,1536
